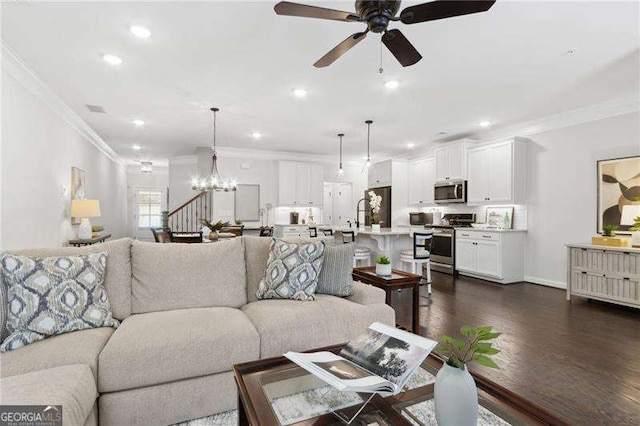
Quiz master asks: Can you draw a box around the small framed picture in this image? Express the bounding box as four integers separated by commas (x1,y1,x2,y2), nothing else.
486,207,514,229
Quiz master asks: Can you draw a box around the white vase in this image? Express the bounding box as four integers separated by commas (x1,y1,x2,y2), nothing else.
375,263,391,276
434,362,478,426
371,224,381,232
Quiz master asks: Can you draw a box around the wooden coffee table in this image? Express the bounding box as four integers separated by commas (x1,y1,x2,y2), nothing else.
352,267,421,334
233,344,567,426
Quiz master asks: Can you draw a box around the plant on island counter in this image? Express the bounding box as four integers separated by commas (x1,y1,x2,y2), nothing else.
602,224,618,237
436,325,502,370
368,190,382,224
376,255,390,265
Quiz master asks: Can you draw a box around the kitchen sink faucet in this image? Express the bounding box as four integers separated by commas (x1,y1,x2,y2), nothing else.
355,198,366,228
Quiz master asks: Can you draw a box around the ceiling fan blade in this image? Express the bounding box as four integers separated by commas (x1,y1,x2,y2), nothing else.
274,1,359,22
400,0,496,25
382,29,422,67
314,32,368,68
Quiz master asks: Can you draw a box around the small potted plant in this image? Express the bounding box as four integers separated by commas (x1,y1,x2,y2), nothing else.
630,216,640,248
602,224,618,237
375,255,391,277
91,225,104,238
199,219,230,241
368,190,382,231
434,326,501,426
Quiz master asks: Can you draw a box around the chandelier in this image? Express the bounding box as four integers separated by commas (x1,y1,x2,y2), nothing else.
191,107,237,192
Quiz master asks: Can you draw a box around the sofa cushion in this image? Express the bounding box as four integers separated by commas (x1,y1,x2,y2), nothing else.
256,239,325,301
243,236,271,303
11,238,133,320
241,295,396,358
346,281,388,305
98,307,260,393
1,252,119,352
0,327,114,379
316,244,354,296
0,364,97,426
131,238,247,314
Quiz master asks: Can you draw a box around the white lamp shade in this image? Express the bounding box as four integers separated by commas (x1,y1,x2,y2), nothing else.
620,205,640,226
71,199,101,218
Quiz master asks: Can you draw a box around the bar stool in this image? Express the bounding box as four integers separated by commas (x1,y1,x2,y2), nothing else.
309,226,318,237
342,230,371,267
401,230,433,293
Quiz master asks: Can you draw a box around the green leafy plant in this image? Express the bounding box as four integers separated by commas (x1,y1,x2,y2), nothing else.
199,219,230,232
437,325,501,370
630,216,640,232
602,224,618,237
376,256,390,265
91,225,104,233
235,220,244,226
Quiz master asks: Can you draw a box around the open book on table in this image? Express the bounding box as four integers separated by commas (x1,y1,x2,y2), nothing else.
284,322,437,396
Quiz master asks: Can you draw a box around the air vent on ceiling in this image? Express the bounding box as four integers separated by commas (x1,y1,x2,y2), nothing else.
86,104,106,113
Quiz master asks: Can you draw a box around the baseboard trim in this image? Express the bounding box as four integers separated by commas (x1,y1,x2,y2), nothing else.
524,276,567,289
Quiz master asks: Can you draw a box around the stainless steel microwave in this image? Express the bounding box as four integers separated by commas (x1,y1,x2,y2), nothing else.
434,180,467,204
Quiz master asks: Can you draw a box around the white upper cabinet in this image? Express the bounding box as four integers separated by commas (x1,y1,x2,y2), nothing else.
278,161,324,206
466,138,526,205
368,160,392,188
434,141,474,182
408,157,435,205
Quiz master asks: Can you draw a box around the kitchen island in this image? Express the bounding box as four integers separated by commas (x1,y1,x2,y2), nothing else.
333,227,413,269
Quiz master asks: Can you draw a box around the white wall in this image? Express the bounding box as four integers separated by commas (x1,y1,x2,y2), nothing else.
523,112,640,287
1,69,128,249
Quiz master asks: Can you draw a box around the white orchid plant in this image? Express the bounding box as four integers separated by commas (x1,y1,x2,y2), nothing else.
368,191,383,224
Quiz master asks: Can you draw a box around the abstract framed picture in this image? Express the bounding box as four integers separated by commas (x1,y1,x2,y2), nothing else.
71,167,86,225
597,156,640,234
486,206,514,229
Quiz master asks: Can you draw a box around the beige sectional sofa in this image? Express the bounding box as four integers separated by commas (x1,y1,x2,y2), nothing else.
0,236,395,426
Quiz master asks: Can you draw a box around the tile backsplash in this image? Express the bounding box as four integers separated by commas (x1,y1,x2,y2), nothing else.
275,206,323,225
417,204,528,229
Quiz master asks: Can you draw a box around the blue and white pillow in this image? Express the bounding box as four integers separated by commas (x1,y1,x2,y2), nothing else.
256,239,326,301
0,252,119,352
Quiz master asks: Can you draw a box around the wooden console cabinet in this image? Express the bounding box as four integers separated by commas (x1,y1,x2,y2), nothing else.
566,244,640,309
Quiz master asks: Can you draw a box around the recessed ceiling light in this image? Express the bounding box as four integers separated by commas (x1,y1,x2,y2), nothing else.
479,121,491,128
132,119,145,127
251,132,262,140
407,142,415,148
385,80,400,89
130,25,151,39
132,144,141,151
102,54,123,65
293,88,307,98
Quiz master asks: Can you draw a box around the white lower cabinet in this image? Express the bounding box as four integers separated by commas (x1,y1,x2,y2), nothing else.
455,230,525,284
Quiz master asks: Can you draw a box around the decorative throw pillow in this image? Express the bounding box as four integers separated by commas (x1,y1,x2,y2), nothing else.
316,244,355,297
256,239,326,301
0,252,119,352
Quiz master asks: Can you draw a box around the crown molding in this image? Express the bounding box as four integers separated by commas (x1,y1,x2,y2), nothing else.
1,41,120,163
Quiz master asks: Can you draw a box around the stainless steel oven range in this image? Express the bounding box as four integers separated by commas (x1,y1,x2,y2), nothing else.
426,213,476,275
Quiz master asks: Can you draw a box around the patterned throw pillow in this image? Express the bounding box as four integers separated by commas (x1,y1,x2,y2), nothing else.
256,239,326,301
0,252,119,352
316,244,355,297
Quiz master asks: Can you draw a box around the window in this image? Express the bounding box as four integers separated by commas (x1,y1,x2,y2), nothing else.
137,190,163,228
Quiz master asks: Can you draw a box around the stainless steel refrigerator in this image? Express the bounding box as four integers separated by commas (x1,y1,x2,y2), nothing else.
364,186,392,228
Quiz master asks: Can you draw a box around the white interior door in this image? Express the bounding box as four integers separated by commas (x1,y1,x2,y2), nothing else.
134,187,167,240
323,183,334,224
335,183,353,226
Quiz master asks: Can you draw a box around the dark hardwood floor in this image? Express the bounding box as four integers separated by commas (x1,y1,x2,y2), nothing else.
392,271,640,425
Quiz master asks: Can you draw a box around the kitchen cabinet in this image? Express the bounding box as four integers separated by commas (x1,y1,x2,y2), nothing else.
434,141,475,182
278,161,324,206
368,160,392,188
467,138,527,205
408,157,435,205
273,225,311,238
455,230,525,284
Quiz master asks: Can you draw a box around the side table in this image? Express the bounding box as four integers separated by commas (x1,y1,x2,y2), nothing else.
68,234,112,247
352,266,421,334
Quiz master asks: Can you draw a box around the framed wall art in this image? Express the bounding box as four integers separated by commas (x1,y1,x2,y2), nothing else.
71,167,86,225
486,206,514,229
597,156,640,234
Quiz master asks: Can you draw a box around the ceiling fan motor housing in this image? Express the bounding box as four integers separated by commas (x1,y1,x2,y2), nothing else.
356,0,401,33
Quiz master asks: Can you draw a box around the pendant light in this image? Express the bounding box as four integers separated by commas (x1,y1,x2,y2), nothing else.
337,133,345,175
191,107,237,192
365,119,373,169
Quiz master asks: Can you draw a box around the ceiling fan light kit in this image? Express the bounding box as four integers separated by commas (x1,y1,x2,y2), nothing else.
274,0,496,68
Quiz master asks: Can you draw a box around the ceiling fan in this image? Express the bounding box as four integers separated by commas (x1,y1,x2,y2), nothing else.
274,0,496,68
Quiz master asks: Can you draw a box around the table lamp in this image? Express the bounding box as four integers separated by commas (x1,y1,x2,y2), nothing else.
71,199,101,239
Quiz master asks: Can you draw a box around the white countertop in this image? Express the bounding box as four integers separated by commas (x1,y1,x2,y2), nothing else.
459,228,528,233
566,242,640,253
333,227,411,236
